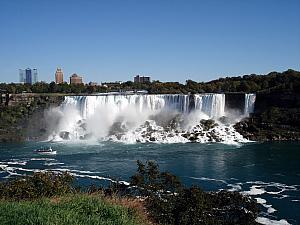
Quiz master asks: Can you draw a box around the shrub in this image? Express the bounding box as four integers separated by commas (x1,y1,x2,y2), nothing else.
0,172,74,200
130,161,260,225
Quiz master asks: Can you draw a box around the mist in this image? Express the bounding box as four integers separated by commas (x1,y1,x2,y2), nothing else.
44,94,255,144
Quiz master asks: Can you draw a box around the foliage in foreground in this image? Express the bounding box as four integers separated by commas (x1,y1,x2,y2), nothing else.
0,161,260,225
130,161,260,225
0,194,146,225
0,172,74,200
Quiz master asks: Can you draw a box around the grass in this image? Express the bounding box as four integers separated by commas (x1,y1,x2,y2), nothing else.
0,194,150,225
0,167,259,225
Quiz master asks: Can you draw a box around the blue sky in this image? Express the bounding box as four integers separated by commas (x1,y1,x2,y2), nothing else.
0,0,299,83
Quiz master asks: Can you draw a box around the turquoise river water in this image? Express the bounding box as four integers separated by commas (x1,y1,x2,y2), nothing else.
0,142,299,224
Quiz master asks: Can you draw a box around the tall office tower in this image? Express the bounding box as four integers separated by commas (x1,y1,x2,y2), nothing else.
19,68,37,84
19,69,25,83
25,68,32,84
55,68,64,84
32,69,38,84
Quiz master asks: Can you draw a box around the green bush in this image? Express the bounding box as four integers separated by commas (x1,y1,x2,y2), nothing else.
130,161,259,225
0,172,74,200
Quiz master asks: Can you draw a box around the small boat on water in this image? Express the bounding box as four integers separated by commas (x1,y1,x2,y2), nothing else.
34,146,57,155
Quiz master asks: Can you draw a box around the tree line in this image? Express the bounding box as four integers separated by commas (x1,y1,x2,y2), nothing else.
1,69,299,94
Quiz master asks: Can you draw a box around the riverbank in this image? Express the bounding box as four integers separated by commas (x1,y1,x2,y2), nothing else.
0,162,260,225
235,107,300,141
234,90,300,141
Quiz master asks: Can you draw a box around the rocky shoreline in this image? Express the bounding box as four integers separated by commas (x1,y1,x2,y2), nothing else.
0,94,64,142
234,111,300,142
235,91,300,142
235,125,300,141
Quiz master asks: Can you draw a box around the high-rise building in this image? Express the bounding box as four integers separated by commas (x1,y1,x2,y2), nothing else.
134,75,151,83
19,69,25,83
70,73,83,84
25,68,32,84
19,68,38,84
33,69,38,84
55,68,64,84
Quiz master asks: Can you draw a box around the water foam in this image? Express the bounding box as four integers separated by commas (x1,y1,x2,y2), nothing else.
256,217,291,225
46,94,255,144
255,197,277,214
0,160,129,185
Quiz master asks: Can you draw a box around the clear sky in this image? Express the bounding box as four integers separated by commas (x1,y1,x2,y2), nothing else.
0,0,299,83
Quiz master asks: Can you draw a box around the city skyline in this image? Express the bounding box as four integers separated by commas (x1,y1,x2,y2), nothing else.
19,68,38,84
0,0,299,83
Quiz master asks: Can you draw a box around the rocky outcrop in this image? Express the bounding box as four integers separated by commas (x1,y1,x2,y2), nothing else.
235,118,300,141
1,93,64,107
254,91,300,113
225,93,245,114
235,98,300,142
0,94,64,142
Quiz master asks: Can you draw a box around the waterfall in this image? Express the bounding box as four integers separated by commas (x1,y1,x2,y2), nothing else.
244,94,256,115
47,93,254,144
62,94,227,119
62,94,190,118
194,94,225,118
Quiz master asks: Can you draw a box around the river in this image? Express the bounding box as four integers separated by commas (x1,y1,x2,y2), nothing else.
0,141,299,224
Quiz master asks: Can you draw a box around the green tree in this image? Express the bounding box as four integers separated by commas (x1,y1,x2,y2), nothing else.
49,82,58,93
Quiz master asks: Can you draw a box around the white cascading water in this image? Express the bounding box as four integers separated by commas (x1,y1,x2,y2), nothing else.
47,94,255,144
194,94,225,118
244,94,256,116
64,94,190,119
